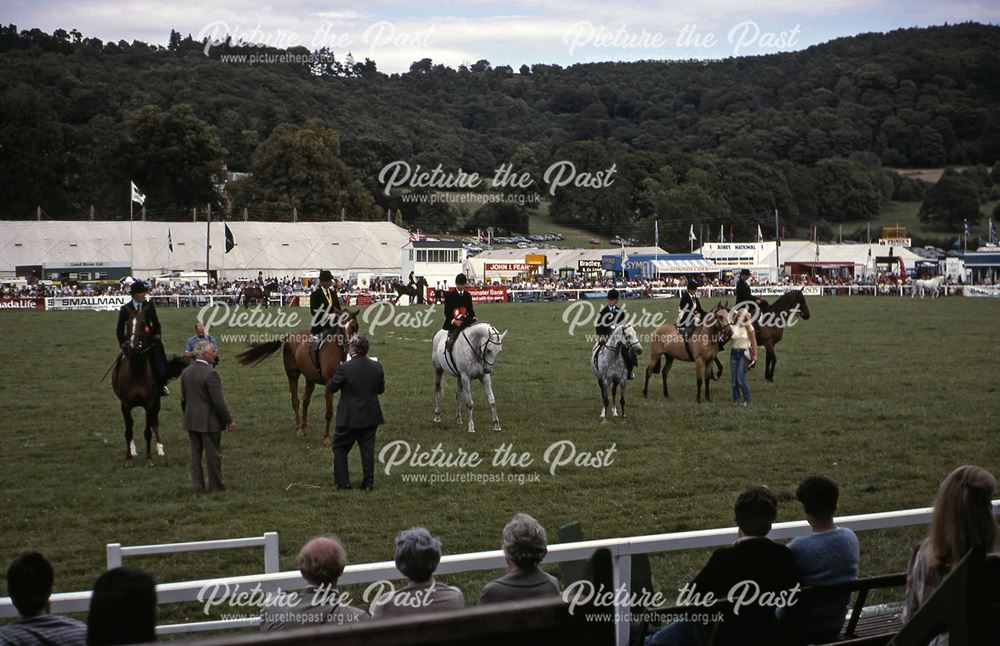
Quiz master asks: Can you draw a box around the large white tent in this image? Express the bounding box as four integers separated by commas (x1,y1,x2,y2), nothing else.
0,220,410,279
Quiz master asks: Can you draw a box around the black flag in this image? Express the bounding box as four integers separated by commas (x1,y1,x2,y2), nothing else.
225,223,235,253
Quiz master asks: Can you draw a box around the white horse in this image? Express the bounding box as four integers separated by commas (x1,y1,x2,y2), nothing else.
592,324,643,422
432,323,507,433
912,275,945,298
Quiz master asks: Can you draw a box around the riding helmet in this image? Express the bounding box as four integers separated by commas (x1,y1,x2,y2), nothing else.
686,278,699,291
455,273,468,286
607,288,619,300
319,270,334,282
130,281,148,295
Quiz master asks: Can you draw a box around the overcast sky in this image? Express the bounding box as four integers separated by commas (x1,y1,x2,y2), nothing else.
5,1,999,72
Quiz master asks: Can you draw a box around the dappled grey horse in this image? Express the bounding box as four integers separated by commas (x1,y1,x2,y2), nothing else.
432,323,507,432
592,323,643,422
912,275,945,298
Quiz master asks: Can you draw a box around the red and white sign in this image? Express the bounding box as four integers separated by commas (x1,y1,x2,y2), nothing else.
0,297,44,311
484,263,532,272
466,286,509,303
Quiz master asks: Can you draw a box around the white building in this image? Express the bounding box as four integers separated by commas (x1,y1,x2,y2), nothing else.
400,240,468,288
697,241,924,280
0,220,409,281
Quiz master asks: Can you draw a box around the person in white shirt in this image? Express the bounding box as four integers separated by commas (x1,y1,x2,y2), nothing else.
729,308,758,405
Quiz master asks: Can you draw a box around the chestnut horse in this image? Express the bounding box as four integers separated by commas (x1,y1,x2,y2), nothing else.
642,303,732,402
751,290,811,382
237,311,359,444
111,307,185,467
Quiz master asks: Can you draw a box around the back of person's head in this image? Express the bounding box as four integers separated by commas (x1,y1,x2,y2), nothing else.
796,475,840,521
502,513,549,569
87,567,156,646
928,465,997,571
351,334,370,356
7,552,53,618
735,486,779,537
394,527,442,583
297,536,347,587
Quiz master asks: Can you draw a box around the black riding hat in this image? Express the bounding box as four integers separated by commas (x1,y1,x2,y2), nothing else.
607,288,619,300
739,268,751,277
319,270,333,281
129,281,148,295
686,278,699,290
455,273,468,286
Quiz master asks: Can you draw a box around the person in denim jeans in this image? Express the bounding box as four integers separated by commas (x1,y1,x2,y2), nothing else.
729,309,757,405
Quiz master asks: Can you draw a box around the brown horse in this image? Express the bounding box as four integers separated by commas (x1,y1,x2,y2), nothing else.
111,307,186,467
239,282,279,307
752,290,811,382
642,303,733,402
236,311,359,444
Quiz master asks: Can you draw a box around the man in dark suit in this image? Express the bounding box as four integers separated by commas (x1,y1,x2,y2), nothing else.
180,340,236,492
676,278,706,339
736,268,767,311
595,289,636,378
442,273,477,352
645,486,799,646
327,334,384,491
310,270,341,335
116,281,169,395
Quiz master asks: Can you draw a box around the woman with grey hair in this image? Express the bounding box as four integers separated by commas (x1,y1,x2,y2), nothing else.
479,513,561,604
372,527,464,619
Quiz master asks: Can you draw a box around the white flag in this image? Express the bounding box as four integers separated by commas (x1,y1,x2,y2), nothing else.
131,181,146,206
719,225,724,243
689,225,696,242
756,225,763,242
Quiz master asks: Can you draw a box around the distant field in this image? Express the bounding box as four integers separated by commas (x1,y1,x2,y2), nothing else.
0,297,998,632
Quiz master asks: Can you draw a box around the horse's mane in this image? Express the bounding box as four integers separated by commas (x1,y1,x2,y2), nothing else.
770,290,802,310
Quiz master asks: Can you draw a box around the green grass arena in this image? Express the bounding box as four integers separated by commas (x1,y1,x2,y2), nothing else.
1,296,998,628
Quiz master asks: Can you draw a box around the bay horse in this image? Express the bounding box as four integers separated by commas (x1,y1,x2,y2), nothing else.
240,281,279,307
592,324,643,422
432,322,506,432
236,310,359,444
392,277,428,304
111,307,186,467
642,303,732,402
752,290,811,382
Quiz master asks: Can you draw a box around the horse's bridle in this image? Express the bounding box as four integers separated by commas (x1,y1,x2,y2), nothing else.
462,324,502,371
598,324,641,357
126,310,154,355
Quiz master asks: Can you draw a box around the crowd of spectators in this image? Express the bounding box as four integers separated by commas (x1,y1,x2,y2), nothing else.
2,467,994,645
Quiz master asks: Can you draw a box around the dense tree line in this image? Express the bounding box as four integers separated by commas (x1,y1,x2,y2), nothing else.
1,22,998,239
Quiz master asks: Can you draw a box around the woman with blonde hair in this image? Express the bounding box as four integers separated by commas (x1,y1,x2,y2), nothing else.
728,307,757,406
902,465,998,644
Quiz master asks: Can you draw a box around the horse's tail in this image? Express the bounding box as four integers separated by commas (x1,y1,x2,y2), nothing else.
166,356,189,380
650,355,662,374
236,338,286,366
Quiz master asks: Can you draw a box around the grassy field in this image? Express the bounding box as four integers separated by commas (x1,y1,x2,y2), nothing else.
1,297,998,630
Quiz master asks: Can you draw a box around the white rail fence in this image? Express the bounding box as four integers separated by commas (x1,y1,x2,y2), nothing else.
4,503,998,644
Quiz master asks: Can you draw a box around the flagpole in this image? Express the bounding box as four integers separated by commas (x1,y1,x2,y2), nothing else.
129,184,134,271
206,203,212,284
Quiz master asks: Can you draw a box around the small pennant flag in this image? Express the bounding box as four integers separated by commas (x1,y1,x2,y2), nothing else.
689,225,696,242
168,228,173,252
990,218,996,244
719,225,725,243
224,223,235,253
130,181,146,206
654,220,659,247
756,225,763,242
964,219,970,236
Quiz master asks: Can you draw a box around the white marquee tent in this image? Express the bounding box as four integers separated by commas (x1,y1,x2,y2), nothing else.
0,220,410,279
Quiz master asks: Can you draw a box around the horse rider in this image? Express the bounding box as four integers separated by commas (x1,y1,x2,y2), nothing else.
407,271,415,287
596,288,637,379
677,278,706,342
116,280,170,396
309,270,343,367
443,273,477,353
736,268,767,312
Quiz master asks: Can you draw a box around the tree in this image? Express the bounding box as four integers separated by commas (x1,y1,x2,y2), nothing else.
809,159,882,221
918,169,981,229
0,86,65,217
243,118,380,220
124,104,226,212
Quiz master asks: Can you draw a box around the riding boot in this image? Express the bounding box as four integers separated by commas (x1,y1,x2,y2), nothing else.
445,329,457,353
310,335,322,370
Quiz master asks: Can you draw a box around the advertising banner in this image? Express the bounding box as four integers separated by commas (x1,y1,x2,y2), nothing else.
0,297,45,311
45,295,131,311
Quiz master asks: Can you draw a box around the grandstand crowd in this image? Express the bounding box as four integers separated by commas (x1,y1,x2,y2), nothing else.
2,466,995,645
1,270,971,302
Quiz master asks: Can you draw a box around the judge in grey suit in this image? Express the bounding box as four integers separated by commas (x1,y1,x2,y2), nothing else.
326,333,384,491
479,513,561,604
180,340,235,492
372,527,465,619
